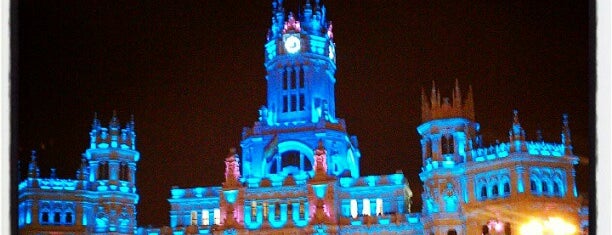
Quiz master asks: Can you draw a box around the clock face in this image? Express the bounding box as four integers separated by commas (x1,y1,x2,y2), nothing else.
284,36,301,54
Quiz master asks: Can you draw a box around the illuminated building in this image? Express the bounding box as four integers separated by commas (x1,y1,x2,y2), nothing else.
18,112,140,234
17,0,588,235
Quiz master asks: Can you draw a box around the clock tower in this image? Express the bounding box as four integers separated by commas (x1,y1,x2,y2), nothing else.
240,0,359,182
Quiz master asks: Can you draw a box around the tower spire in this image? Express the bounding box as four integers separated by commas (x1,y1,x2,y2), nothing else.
453,79,462,108
465,85,475,120
562,114,573,155
27,150,39,178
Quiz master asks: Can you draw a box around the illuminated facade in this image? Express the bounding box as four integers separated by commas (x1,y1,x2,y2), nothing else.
18,112,140,234
17,0,588,235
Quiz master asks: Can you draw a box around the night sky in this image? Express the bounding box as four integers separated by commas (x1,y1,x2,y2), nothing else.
14,0,591,227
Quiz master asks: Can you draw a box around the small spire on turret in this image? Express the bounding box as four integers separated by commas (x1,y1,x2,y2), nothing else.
453,79,462,108
50,168,57,179
110,110,119,129
562,114,573,155
513,110,520,125
92,112,100,130
430,81,437,109
536,129,543,142
28,150,39,178
465,85,475,120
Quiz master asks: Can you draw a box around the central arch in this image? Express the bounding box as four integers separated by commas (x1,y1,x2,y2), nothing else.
264,140,315,177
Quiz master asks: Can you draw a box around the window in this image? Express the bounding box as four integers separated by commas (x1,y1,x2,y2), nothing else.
263,201,268,219
442,135,454,154
480,185,487,199
283,69,288,89
299,94,305,111
283,96,288,112
530,179,538,193
41,211,49,224
553,181,561,196
362,199,371,216
350,199,358,219
447,229,458,235
299,201,305,218
54,211,61,224
213,208,221,225
503,182,510,195
201,210,209,226
542,181,549,194
251,201,257,217
375,198,383,216
299,66,304,88
492,184,499,197
191,211,197,225
290,68,296,89
65,212,73,224
274,202,281,219
290,94,297,111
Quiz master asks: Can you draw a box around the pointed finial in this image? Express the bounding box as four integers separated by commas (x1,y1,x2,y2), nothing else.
562,114,573,154
454,79,461,107
513,110,519,124
536,129,543,142
92,112,100,129
110,110,119,128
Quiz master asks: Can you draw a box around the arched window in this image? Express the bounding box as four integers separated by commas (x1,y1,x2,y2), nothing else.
480,185,488,199
41,211,49,224
447,229,458,235
65,211,73,224
54,211,61,224
530,179,538,193
350,199,358,219
375,198,383,216
503,182,510,195
553,182,560,195
542,181,549,194
251,201,257,218
492,184,499,197
201,209,209,226
213,208,221,225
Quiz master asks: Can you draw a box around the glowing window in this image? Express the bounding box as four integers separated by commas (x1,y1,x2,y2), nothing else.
375,198,383,216
201,209,209,226
191,211,197,225
299,201,305,217
362,199,371,216
251,201,257,217
213,208,221,225
263,201,268,219
350,199,358,219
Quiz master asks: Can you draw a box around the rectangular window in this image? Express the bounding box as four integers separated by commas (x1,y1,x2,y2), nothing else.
283,96,288,112
299,94,305,111
299,67,304,88
251,201,257,217
201,210,209,226
290,94,297,112
350,199,358,219
362,199,371,216
283,70,288,90
263,201,268,219
213,208,221,225
290,69,296,89
191,211,198,225
375,198,383,216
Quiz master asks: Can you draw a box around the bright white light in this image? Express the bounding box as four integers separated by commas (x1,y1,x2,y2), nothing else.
520,217,577,235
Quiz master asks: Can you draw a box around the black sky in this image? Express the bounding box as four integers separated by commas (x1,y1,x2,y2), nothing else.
13,0,591,227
